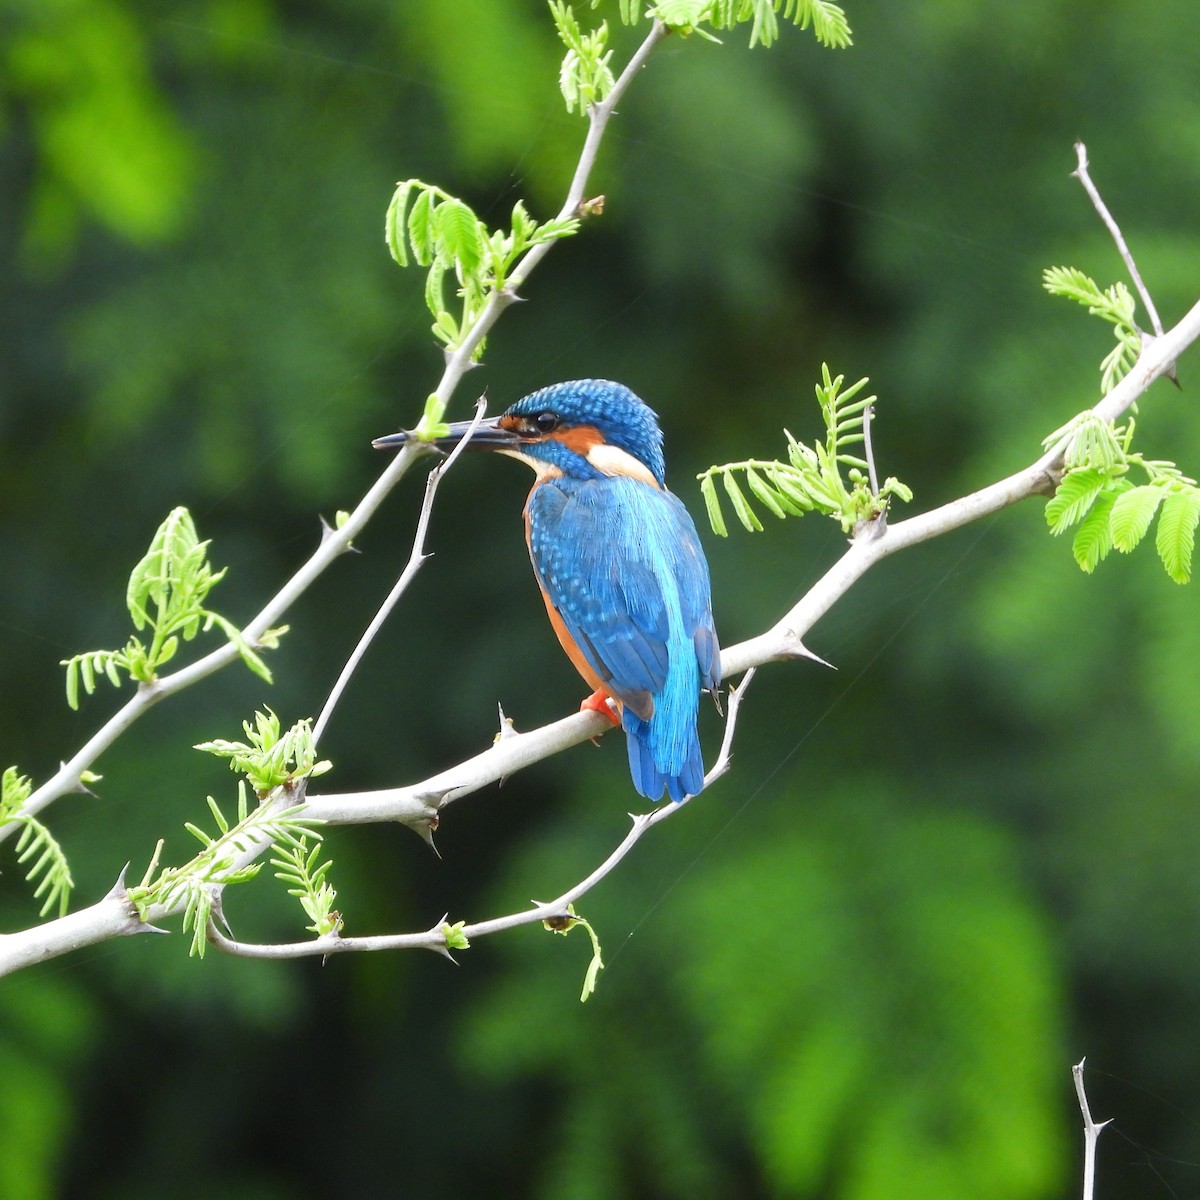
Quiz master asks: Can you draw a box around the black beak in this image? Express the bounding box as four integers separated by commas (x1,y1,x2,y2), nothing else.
372,416,522,453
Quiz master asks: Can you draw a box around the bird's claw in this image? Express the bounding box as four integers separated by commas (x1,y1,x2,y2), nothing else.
581,689,621,729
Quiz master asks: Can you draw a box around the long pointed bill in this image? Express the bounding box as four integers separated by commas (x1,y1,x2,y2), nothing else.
372,416,522,454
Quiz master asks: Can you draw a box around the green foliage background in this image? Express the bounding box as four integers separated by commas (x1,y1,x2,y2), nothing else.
2,1,1199,1196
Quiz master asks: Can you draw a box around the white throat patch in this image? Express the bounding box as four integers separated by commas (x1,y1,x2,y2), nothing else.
585,443,660,487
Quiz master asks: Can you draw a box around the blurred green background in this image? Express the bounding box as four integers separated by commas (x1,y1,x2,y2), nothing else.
3,1,1199,1197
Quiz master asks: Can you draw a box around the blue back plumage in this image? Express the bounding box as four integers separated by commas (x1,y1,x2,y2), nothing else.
512,380,720,803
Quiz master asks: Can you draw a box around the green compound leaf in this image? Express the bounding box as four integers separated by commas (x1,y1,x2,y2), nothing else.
15,816,74,918
1,768,74,918
550,1,615,114
705,0,852,48
654,0,712,26
699,366,908,537
195,709,331,794
63,507,270,707
271,835,341,937
1043,266,1141,394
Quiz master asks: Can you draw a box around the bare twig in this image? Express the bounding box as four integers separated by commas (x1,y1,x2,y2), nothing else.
312,398,488,742
1072,1058,1111,1200
1073,141,1165,338
861,404,880,496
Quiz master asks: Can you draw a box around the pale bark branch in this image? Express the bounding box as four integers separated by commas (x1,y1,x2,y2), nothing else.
1073,140,1165,338
204,669,756,962
1072,1058,1112,1200
4,36,1198,981
3,441,427,846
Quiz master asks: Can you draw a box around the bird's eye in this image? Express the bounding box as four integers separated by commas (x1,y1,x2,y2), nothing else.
535,411,559,433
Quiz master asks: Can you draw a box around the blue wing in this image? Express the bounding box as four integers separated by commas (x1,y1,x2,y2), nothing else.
527,476,720,801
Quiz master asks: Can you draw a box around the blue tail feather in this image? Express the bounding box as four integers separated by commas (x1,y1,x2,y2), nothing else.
623,710,705,803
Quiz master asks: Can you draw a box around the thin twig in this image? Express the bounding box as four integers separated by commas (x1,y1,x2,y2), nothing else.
862,404,880,496
1073,141,1165,337
1072,1058,1111,1200
312,398,488,742
205,667,758,961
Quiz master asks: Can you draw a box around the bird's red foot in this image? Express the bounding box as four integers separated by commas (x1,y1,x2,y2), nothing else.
581,689,621,727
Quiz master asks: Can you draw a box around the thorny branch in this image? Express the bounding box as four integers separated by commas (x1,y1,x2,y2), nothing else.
206,669,757,961
302,291,1199,834
1072,1058,1111,1200
3,89,1199,978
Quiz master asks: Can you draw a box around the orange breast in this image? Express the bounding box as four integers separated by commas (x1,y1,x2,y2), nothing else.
523,490,622,713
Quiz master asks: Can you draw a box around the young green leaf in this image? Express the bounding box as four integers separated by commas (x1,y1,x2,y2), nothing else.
443,921,471,951
424,259,446,323
1110,484,1165,553
1071,489,1116,573
14,815,74,917
744,466,788,519
1045,468,1106,535
798,0,853,47
699,472,729,537
434,198,485,275
384,180,411,266
763,467,811,515
1155,489,1200,583
654,0,712,27
723,471,764,532
1,766,33,818
406,187,436,267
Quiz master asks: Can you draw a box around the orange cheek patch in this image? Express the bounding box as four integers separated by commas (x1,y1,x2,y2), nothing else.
553,425,603,454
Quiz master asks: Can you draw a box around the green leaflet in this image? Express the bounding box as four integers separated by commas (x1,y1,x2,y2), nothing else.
1156,490,1200,583
1071,489,1116,573
1045,468,1107,535
1110,484,1164,552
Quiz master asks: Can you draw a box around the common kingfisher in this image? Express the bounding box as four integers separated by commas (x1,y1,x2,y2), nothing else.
374,380,721,802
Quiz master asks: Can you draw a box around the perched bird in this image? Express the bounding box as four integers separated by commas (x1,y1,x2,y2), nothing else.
374,379,721,802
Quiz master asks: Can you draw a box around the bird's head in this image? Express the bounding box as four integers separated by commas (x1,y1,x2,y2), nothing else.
374,380,667,486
